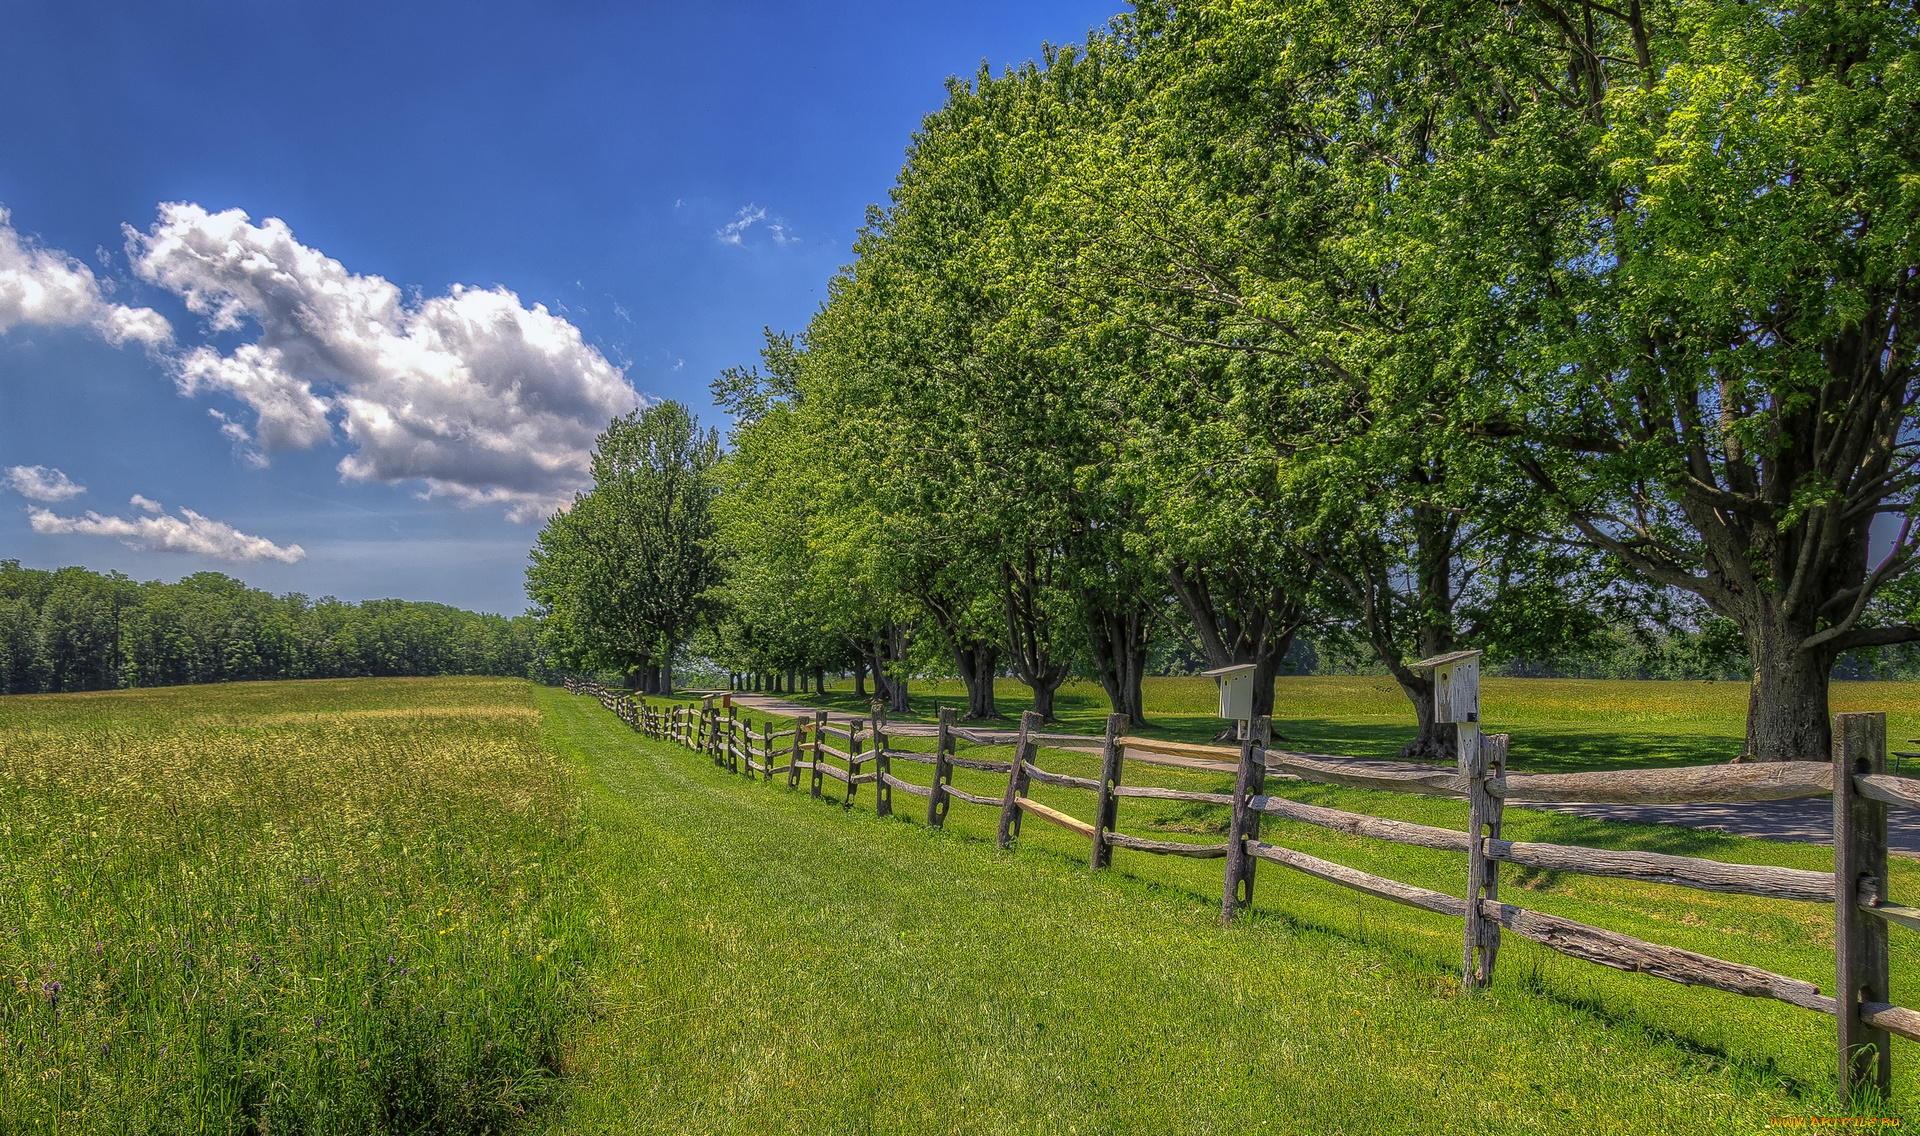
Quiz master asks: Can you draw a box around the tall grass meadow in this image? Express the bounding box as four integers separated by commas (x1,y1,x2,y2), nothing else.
0,678,594,1133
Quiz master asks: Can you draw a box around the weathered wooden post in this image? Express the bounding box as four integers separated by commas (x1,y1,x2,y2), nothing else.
997,710,1040,849
1836,711,1891,1104
1220,715,1271,925
1091,714,1125,870
701,696,717,763
761,720,774,782
1412,650,1499,989
927,707,955,828
873,710,892,818
1466,732,1509,988
847,719,864,809
809,710,826,799
789,715,808,789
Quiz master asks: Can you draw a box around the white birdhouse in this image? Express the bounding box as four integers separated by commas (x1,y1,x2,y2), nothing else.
1411,650,1482,725
1203,663,1258,723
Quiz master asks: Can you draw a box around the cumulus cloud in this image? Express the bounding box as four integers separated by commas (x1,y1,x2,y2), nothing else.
127,203,639,521
28,498,305,563
4,465,86,502
0,207,171,348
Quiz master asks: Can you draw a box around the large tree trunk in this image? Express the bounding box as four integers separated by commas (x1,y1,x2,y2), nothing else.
1087,602,1151,727
886,624,910,714
1165,561,1305,730
1002,554,1070,721
1739,600,1838,763
853,657,867,698
1304,515,1462,763
953,641,1002,720
1030,678,1061,720
866,624,911,715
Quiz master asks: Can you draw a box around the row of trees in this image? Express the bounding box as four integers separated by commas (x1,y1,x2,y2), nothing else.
0,561,542,694
683,0,1918,764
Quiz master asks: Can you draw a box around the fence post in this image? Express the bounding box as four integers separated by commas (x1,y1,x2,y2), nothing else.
789,715,807,789
997,710,1039,850
847,719,864,809
1836,711,1891,1104
1221,716,1271,925
1464,731,1508,990
761,720,774,782
1091,714,1125,870
873,711,892,818
810,710,826,799
701,696,716,763
928,707,955,828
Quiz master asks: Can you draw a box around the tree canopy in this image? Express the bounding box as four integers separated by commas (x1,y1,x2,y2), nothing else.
540,0,1919,762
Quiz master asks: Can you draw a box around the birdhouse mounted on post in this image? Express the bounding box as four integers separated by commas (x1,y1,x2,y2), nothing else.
1203,663,1258,738
1412,649,1481,726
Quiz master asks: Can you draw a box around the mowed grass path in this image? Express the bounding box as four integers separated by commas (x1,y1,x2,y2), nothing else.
541,685,1909,1132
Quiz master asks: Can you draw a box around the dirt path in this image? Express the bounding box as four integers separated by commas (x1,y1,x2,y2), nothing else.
1535,798,1920,857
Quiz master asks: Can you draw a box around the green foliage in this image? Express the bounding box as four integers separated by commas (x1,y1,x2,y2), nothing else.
526,402,721,688
0,561,540,694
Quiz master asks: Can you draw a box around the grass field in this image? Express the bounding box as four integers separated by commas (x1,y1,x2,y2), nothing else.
5,675,1919,1131
0,678,591,1132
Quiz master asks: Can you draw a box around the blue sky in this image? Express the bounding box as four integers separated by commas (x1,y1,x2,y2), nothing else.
0,1,1120,613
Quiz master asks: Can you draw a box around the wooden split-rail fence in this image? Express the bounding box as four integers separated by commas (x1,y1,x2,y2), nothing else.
563,674,1920,1103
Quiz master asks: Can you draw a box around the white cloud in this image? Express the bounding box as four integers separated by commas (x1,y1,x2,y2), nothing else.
129,494,162,513
717,204,768,246
28,499,305,563
127,203,639,521
0,207,171,348
716,204,796,248
4,465,86,502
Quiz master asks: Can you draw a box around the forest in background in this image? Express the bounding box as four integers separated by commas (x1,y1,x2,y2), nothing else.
0,560,543,694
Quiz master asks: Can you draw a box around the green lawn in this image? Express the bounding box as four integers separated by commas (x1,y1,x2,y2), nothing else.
781,674,1920,772
572,684,1916,1128
5,676,1917,1131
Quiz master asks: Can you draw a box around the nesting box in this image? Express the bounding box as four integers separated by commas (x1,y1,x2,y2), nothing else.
1203,663,1258,722
1411,650,1482,724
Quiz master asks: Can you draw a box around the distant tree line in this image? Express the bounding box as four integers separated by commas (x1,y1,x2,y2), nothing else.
0,560,544,694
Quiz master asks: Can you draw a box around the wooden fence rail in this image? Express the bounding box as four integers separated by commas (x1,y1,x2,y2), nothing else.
561,674,1912,1104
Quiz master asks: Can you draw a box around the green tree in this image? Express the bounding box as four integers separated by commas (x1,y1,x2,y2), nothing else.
1376,0,1920,760
526,402,722,692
